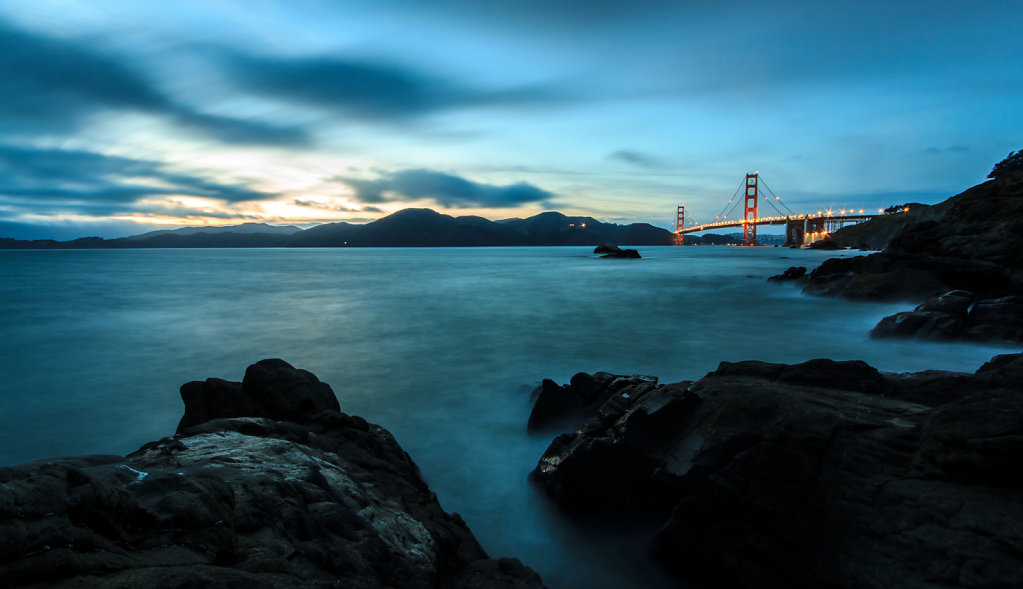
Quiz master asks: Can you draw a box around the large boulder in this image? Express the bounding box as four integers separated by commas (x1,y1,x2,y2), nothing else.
1,361,545,589
177,358,341,432
529,355,1023,588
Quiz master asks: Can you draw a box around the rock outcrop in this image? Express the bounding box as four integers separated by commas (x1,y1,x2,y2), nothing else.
766,266,806,283
526,372,658,433
529,355,1023,588
803,170,1023,301
1,360,544,589
592,243,641,258
870,290,1023,343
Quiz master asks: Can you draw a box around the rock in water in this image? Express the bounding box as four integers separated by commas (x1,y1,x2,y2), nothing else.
1,361,546,589
600,249,640,258
529,355,1023,588
593,242,621,254
767,266,807,283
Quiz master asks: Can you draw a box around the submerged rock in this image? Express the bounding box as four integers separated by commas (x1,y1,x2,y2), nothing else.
1,361,545,589
529,355,1023,588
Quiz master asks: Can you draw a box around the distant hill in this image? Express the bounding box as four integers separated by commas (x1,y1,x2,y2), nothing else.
291,209,675,247
0,208,738,249
124,222,302,240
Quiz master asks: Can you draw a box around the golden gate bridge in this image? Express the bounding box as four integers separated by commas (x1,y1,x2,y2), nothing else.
674,172,889,247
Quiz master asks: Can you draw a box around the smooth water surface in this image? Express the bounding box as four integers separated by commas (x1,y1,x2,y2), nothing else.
0,246,1013,588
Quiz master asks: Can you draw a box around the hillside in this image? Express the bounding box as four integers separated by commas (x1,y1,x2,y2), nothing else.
805,170,1023,300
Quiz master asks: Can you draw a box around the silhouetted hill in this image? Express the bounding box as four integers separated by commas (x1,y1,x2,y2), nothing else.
124,222,302,241
0,209,683,248
289,209,676,247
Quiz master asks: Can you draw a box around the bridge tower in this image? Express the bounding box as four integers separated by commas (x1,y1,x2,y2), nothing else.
674,204,685,245
743,172,759,246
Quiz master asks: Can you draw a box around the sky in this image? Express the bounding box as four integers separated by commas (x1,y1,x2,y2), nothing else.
0,0,1020,240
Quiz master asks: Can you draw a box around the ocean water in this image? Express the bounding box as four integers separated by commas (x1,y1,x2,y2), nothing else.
0,246,1014,588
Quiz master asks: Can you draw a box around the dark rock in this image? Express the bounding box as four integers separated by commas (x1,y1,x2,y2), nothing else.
805,236,841,249
766,266,806,283
531,355,1023,588
965,295,1023,342
804,171,1023,301
869,310,964,341
870,291,1023,343
593,242,621,254
2,361,545,589
914,289,975,316
527,372,656,433
177,358,340,432
600,249,641,259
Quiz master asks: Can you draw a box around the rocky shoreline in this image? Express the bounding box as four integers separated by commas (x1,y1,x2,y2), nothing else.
528,354,1023,588
0,360,544,589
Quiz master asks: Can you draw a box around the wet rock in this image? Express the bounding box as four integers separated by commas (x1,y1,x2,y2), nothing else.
177,358,340,432
965,295,1023,342
530,355,1023,588
2,361,545,589
805,236,841,249
601,249,641,259
766,266,806,283
527,372,656,433
593,242,620,254
914,289,974,316
870,291,1023,343
869,310,964,340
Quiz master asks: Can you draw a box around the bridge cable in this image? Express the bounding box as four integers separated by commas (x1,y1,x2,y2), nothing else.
713,179,745,221
757,177,797,216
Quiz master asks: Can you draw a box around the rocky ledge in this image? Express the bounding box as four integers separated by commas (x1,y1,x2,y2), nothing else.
0,359,544,589
529,354,1023,588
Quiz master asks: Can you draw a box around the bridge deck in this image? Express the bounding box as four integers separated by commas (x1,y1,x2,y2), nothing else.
680,213,876,234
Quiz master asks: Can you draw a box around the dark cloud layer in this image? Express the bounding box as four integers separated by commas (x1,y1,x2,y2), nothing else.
0,18,308,146
223,53,563,122
608,149,663,168
0,144,274,207
338,169,554,208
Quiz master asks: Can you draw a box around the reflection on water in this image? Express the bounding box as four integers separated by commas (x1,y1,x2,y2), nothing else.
0,246,1013,588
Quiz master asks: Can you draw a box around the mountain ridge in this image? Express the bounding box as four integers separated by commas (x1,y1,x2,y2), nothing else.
1,208,733,248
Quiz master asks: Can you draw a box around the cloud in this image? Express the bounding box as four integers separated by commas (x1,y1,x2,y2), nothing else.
0,144,274,206
336,169,554,208
608,149,664,168
923,145,970,155
221,52,564,123
0,18,309,146
290,199,382,213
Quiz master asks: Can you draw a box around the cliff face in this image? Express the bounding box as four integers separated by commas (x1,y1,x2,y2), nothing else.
530,354,1023,588
0,360,544,589
805,170,1023,300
